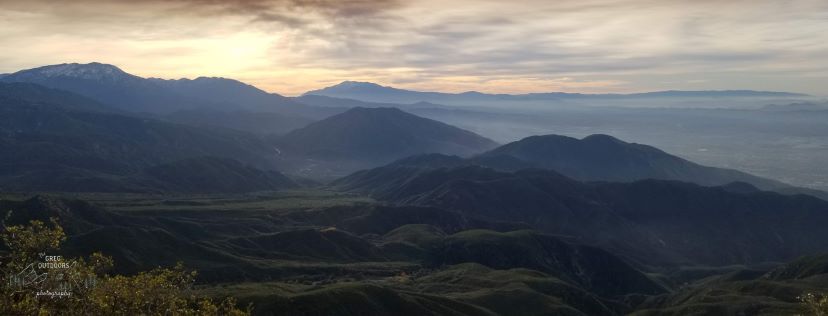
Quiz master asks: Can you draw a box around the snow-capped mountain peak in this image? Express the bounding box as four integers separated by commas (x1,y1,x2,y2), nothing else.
7,62,136,82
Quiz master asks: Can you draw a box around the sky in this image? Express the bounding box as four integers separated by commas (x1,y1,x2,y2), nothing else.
0,0,827,96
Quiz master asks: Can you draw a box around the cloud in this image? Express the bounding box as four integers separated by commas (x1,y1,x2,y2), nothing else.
0,0,827,95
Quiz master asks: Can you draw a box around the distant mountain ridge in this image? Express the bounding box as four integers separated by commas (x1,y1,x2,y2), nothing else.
293,94,452,111
478,134,789,190
305,81,807,104
6,62,134,82
1,63,336,120
148,76,335,119
0,82,295,193
2,63,197,113
335,133,820,198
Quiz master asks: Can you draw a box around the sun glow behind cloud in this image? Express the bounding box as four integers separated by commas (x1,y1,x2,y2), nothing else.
0,0,826,95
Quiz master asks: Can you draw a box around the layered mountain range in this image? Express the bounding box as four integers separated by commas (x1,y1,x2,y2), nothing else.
2,62,827,315
334,159,828,267
305,81,807,105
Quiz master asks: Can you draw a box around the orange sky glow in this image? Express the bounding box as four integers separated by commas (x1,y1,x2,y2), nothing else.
1,0,826,96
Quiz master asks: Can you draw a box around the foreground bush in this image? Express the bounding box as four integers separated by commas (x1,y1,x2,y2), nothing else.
801,292,828,316
0,217,250,315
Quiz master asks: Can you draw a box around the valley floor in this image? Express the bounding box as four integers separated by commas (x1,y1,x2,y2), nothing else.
2,190,825,315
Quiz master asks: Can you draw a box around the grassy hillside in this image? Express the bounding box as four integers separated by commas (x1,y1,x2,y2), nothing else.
0,193,680,315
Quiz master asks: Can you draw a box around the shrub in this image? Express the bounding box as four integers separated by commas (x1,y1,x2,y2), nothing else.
800,292,828,316
0,217,250,315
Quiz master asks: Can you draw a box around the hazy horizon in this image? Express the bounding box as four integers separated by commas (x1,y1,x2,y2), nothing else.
1,0,827,96
3,61,826,99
